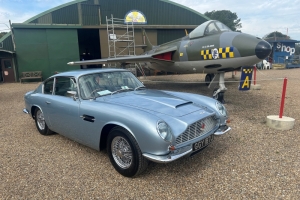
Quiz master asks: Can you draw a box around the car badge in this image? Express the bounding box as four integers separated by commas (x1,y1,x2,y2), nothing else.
200,122,205,131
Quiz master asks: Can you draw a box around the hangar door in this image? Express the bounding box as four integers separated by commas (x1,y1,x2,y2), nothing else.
13,28,80,79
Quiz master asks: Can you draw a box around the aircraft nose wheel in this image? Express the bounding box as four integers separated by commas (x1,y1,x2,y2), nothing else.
213,88,225,104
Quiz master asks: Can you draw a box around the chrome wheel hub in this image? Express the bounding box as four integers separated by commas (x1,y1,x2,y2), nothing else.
36,110,45,130
111,136,132,169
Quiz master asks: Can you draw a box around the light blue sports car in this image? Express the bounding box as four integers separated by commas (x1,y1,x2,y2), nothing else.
23,68,230,177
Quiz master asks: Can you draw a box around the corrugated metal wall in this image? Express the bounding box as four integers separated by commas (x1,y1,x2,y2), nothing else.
81,4,101,25
0,35,14,52
52,4,79,24
98,0,207,25
25,0,207,26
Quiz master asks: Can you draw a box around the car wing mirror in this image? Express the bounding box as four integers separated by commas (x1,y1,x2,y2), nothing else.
67,91,78,100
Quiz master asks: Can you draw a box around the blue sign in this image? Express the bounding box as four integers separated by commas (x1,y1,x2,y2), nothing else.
239,66,254,91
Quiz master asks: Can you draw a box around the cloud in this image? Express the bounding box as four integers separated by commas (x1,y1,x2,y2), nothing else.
170,0,300,39
0,0,72,24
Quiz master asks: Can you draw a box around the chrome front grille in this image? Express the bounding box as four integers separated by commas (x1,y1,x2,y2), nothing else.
175,116,217,145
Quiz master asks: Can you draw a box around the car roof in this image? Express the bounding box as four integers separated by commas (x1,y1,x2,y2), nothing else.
48,68,128,79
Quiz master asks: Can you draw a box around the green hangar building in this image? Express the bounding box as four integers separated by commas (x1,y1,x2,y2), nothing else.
0,0,209,83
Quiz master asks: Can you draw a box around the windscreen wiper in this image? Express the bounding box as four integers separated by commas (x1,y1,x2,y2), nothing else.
134,86,146,91
111,88,134,95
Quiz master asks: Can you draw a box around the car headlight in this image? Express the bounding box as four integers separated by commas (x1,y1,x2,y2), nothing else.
216,101,227,116
157,121,172,142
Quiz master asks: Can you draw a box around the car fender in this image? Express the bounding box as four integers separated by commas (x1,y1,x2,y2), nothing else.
98,107,172,155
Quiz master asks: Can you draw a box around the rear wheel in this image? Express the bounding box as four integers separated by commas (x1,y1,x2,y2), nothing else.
107,127,148,177
34,108,54,135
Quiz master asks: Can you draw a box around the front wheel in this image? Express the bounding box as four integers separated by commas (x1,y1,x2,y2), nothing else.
213,89,225,103
107,127,148,177
34,108,54,135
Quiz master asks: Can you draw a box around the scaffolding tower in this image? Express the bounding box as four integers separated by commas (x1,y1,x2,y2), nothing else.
106,15,145,76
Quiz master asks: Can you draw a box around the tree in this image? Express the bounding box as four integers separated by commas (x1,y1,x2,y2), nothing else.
263,31,290,40
204,10,242,31
0,32,7,39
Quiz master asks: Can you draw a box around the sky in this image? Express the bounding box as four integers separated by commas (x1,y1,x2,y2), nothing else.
0,0,299,40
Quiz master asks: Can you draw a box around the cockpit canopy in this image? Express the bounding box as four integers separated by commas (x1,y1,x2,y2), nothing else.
189,20,232,39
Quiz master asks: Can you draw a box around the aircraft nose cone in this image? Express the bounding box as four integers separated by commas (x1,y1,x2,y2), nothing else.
255,40,272,59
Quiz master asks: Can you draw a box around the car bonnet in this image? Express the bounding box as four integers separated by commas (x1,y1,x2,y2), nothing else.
105,90,204,117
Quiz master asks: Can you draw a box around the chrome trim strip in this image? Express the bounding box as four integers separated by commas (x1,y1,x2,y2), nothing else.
214,126,231,135
143,148,192,163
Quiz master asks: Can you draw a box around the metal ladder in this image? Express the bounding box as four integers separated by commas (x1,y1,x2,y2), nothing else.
106,15,145,76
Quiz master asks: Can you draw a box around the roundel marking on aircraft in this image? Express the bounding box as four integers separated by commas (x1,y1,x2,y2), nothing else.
211,48,219,59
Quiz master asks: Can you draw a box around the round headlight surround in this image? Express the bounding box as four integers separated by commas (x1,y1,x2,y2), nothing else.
216,101,227,116
156,121,173,142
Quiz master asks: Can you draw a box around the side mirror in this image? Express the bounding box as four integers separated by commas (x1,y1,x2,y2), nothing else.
67,91,78,101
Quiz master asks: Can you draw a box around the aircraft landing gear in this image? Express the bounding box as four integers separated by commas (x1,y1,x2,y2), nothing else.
208,72,227,103
213,89,225,103
205,73,214,86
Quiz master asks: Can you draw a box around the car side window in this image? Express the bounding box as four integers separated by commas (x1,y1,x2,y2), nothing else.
54,77,77,97
44,78,54,95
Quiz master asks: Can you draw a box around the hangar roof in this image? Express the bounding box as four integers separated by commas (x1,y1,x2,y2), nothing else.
0,0,209,53
24,0,209,25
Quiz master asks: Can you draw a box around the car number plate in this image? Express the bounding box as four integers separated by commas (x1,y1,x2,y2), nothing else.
193,135,214,151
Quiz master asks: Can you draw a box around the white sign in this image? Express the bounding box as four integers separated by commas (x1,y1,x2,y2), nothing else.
277,43,295,55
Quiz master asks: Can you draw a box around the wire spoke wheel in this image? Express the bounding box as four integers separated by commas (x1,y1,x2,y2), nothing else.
107,127,148,177
36,109,45,130
34,108,53,136
111,136,133,169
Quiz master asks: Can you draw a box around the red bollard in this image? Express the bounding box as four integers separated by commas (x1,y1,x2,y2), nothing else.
279,78,288,118
253,66,257,85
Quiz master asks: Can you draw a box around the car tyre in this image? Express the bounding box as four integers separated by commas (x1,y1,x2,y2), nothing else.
107,127,148,177
34,108,54,135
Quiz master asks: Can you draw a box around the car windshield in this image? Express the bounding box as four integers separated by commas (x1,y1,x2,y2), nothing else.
78,71,144,99
189,20,232,39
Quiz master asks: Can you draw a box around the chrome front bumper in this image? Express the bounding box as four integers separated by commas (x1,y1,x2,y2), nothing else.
142,126,231,163
214,125,231,135
23,108,29,114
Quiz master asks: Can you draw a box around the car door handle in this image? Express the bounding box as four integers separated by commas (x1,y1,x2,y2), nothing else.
80,115,95,122
46,101,51,104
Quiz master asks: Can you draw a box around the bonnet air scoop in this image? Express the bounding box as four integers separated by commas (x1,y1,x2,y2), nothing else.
175,102,193,108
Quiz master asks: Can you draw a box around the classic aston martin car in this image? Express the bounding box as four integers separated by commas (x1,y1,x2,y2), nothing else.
23,68,230,177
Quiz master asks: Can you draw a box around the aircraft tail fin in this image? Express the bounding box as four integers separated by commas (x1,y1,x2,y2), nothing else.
185,29,189,36
142,28,153,52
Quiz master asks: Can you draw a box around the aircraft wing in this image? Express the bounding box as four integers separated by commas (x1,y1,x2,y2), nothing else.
67,46,177,66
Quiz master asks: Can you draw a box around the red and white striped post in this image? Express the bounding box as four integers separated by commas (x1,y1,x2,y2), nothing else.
279,77,288,118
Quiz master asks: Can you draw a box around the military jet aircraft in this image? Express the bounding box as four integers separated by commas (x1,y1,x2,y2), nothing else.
68,20,272,102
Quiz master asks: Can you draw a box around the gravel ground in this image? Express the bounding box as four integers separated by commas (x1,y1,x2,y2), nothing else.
0,68,299,199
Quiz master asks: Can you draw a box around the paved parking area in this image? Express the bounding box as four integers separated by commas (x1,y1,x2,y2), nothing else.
0,69,299,199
